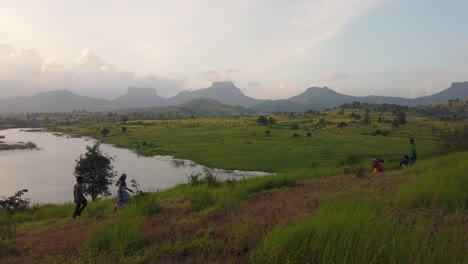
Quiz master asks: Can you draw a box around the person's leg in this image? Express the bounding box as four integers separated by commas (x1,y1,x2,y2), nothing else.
73,202,81,218
77,196,87,216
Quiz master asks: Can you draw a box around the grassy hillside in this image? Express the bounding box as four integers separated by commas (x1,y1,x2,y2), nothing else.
1,151,466,263
1,109,466,263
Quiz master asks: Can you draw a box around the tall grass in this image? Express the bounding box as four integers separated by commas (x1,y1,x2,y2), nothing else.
82,194,161,258
160,167,340,212
252,194,466,264
395,151,468,211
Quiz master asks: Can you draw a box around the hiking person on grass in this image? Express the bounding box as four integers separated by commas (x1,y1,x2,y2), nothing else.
114,173,133,212
409,138,417,165
372,158,384,173
400,155,410,168
73,176,87,218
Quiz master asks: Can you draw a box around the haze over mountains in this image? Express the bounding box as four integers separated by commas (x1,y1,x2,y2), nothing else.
0,81,467,114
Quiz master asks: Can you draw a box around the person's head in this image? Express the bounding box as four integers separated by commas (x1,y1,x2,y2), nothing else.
76,176,84,183
119,173,127,181
410,138,414,144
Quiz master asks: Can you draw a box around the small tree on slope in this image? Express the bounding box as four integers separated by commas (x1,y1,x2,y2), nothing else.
74,142,116,201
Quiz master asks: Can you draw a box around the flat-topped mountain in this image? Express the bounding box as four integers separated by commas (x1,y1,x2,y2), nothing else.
114,86,166,107
167,81,263,108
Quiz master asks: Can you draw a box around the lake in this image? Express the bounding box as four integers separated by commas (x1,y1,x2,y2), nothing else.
0,128,270,204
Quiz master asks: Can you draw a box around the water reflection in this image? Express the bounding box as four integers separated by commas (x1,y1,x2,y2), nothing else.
0,128,271,204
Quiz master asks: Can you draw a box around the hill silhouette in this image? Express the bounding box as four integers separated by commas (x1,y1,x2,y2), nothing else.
0,81,466,113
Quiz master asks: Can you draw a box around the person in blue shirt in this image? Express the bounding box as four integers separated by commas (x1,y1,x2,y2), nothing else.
114,173,133,211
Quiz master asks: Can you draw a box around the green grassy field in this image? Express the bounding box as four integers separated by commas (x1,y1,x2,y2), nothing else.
51,111,456,172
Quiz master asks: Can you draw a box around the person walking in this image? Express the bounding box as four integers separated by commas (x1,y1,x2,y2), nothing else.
73,176,87,218
114,173,133,211
409,138,417,165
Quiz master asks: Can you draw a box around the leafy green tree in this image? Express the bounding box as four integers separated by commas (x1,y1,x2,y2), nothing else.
74,143,116,201
268,117,276,125
396,111,407,124
120,115,129,124
101,128,110,137
363,114,370,125
257,116,268,125
291,124,300,130
337,121,348,128
265,129,271,137
0,189,29,214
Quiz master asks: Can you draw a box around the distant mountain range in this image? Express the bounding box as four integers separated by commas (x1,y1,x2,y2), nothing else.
0,81,467,113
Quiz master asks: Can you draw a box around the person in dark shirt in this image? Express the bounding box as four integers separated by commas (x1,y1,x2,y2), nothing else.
73,176,87,218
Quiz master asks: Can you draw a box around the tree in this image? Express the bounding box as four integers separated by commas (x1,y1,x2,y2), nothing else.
101,127,110,137
121,127,127,133
396,111,407,124
257,116,268,125
74,143,116,201
337,121,348,128
265,129,271,137
268,116,276,125
120,115,129,124
363,114,370,125
0,189,29,214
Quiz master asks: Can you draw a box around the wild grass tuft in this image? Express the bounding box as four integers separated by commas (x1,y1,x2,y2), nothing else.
395,152,468,211
252,194,466,264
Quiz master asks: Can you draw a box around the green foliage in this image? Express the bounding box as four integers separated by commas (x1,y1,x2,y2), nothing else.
100,127,110,137
337,121,348,128
0,189,30,215
264,129,271,137
0,190,30,257
439,123,468,152
290,124,299,130
74,142,116,201
256,116,268,125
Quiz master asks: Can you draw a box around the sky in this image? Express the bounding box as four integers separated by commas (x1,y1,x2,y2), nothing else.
0,0,467,100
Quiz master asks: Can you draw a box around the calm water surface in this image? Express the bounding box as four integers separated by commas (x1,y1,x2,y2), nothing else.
0,129,270,204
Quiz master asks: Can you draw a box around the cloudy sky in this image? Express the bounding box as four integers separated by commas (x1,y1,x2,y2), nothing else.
1,0,467,99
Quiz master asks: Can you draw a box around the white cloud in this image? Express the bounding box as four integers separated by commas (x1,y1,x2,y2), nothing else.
0,46,184,99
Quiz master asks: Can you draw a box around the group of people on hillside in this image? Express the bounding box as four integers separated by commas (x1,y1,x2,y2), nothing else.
72,173,133,218
371,138,417,174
